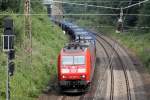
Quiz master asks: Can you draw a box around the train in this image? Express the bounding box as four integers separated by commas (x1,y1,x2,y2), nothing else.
52,18,96,92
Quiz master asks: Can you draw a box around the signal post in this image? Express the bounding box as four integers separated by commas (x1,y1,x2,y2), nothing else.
2,17,15,100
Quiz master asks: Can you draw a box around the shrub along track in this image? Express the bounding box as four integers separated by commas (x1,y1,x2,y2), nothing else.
38,33,147,100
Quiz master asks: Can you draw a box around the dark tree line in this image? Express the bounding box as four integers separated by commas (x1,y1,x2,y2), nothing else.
0,0,43,13
64,0,150,31
0,0,150,31
138,1,150,28
0,0,22,12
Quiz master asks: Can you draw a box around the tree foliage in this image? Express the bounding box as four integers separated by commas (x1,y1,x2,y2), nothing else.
0,0,22,12
64,0,149,29
138,0,150,28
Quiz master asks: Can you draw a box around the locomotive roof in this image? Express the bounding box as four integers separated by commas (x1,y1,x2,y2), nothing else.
63,42,91,52
74,31,88,35
75,35,93,40
72,28,85,31
68,24,79,28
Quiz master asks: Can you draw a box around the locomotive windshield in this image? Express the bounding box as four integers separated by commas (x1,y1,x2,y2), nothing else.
62,56,73,65
74,56,85,65
62,56,85,65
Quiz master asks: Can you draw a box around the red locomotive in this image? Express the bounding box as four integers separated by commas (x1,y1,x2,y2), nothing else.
57,41,96,92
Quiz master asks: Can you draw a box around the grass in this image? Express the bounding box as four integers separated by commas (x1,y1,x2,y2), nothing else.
0,14,68,100
109,31,150,72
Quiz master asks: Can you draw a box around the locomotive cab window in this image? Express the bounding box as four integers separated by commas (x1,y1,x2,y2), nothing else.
74,56,85,65
62,56,73,65
62,56,85,65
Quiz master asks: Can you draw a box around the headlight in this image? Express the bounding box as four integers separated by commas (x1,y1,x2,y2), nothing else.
78,69,86,73
80,75,86,78
62,75,66,78
61,69,69,73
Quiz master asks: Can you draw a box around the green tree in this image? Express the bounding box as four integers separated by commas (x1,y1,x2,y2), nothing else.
0,0,22,12
138,0,150,31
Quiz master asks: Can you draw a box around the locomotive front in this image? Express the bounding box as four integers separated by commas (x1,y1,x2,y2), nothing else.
57,43,93,91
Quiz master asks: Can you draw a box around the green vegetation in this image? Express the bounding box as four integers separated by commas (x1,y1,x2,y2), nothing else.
0,0,68,100
110,31,150,72
0,0,150,99
99,27,150,72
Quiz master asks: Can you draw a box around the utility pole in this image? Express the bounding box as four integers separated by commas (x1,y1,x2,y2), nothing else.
43,0,53,17
115,0,149,33
84,2,88,21
24,0,32,65
6,53,10,100
116,8,124,33
51,0,63,20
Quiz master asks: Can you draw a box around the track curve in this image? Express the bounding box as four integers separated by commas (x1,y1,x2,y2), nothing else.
38,32,146,100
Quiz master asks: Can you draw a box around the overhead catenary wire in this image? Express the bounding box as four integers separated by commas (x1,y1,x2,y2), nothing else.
0,0,148,100
123,0,149,9
45,23,150,29
34,0,150,15
52,1,120,10
124,0,133,21
1,13,150,16
37,0,148,3
90,26,150,29
50,0,149,10
0,0,148,16
35,1,147,6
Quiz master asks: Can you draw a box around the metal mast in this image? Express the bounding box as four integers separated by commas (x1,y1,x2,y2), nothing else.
51,0,63,20
24,0,32,65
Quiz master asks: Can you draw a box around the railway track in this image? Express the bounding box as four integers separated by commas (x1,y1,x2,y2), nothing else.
79,35,110,100
39,32,140,100
95,33,132,100
94,34,114,100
